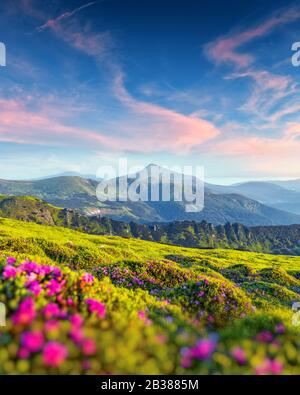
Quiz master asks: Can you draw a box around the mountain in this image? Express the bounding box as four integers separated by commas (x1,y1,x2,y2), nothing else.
0,166,300,226
1,195,300,255
271,179,300,192
206,181,300,215
0,176,100,209
30,171,100,181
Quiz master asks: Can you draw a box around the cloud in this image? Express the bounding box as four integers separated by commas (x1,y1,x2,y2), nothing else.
36,1,99,32
111,71,220,153
206,6,300,68
226,69,296,115
34,1,112,58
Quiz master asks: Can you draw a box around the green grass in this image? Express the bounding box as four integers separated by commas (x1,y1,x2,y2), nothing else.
1,217,300,374
1,217,300,270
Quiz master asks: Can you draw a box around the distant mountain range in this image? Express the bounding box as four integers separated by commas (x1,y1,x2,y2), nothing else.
0,164,299,226
1,195,300,255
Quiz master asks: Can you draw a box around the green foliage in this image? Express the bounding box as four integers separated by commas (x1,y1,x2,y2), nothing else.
0,218,300,374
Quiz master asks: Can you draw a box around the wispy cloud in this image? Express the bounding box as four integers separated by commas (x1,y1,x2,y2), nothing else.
206,6,300,68
226,69,296,116
36,1,99,32
111,71,220,153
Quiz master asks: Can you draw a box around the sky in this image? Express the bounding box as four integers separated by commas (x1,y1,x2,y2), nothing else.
1,0,300,183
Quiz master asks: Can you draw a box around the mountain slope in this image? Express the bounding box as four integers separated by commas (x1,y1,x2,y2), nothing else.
0,168,300,226
207,181,300,215
1,196,300,255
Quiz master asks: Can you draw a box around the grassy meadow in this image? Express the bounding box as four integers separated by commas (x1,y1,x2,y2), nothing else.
0,217,300,374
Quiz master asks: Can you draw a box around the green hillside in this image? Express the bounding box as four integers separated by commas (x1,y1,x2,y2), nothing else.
1,217,300,374
1,195,300,256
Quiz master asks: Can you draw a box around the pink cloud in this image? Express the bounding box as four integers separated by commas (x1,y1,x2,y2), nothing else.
0,93,220,154
111,72,220,153
206,6,300,68
227,70,296,114
35,2,111,58
211,122,300,158
36,2,98,32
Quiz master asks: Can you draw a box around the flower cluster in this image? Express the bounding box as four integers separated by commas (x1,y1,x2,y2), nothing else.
0,256,299,375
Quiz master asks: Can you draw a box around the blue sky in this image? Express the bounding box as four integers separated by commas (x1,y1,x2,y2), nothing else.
1,0,300,183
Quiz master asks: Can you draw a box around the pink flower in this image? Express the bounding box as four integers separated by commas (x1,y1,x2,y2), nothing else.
43,341,68,367
19,261,38,274
255,358,283,375
137,310,152,326
45,279,63,296
190,339,216,360
255,359,270,375
45,320,60,333
51,267,62,278
6,257,16,265
26,280,42,296
81,272,94,285
18,347,30,359
70,314,84,327
269,359,283,375
69,327,84,344
198,291,205,297
180,349,192,369
85,299,106,318
21,330,44,352
275,323,285,334
67,297,75,307
12,297,36,326
231,347,247,365
81,339,97,356
256,331,273,343
43,303,60,319
138,311,146,320
3,264,17,279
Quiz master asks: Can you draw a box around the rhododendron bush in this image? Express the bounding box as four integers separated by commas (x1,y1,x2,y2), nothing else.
1,256,300,375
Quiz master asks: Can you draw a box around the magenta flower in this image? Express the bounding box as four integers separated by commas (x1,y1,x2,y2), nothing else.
190,339,216,360
231,347,247,365
45,279,63,296
18,347,30,359
42,303,60,319
81,272,94,285
255,359,270,375
51,267,62,278
138,311,146,320
3,264,17,279
21,330,44,353
81,339,97,356
43,341,68,367
275,323,285,334
70,314,84,327
256,331,273,343
38,265,52,276
45,320,60,333
269,359,283,375
85,299,106,318
69,327,84,344
19,261,39,274
26,280,42,296
12,297,36,326
6,256,16,265
180,349,192,369
67,297,75,307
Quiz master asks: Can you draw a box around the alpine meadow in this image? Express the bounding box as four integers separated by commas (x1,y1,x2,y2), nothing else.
1,0,300,381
